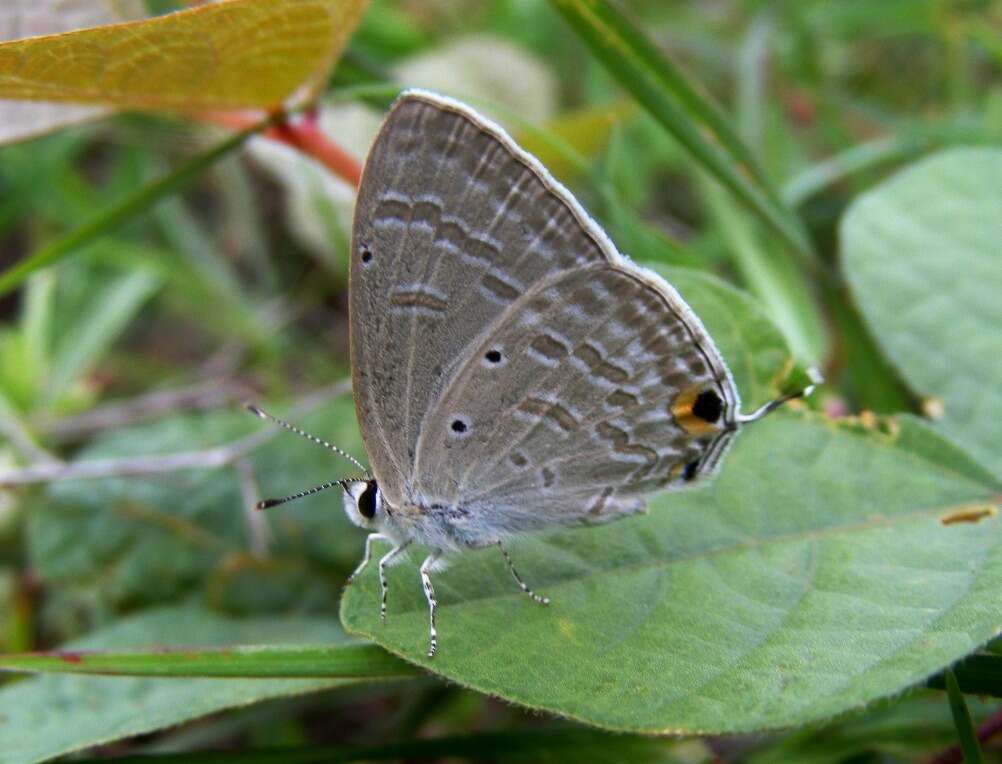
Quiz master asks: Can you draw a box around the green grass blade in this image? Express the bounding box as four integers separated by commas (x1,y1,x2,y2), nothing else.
0,115,276,299
944,668,986,764
929,652,1002,698
549,0,814,262
46,268,162,404
783,123,1002,205
0,643,421,679
698,174,827,363
71,729,676,764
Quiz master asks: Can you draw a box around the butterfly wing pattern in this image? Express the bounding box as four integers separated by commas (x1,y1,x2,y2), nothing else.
350,90,740,548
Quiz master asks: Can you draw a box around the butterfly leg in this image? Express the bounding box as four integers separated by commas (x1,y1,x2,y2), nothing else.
377,540,411,622
498,542,549,605
420,551,442,658
347,532,388,585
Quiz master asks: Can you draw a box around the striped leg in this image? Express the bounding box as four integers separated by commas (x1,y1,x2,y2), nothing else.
377,541,410,621
420,552,442,658
498,542,549,605
347,532,387,584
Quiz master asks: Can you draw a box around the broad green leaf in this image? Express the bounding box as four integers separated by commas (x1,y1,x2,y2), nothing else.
0,605,385,764
842,147,1002,478
549,0,814,263
26,396,363,615
0,0,369,110
343,411,1000,733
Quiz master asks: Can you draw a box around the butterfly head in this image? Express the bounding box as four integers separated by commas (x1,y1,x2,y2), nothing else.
341,479,387,530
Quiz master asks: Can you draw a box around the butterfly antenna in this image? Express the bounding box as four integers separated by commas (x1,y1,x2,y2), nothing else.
246,404,369,475
256,479,350,510
737,367,823,425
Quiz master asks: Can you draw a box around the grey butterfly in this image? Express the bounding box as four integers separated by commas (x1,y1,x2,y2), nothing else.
251,89,817,658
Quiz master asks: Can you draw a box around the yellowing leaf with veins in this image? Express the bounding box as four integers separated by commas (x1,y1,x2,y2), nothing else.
0,0,143,145
0,0,368,111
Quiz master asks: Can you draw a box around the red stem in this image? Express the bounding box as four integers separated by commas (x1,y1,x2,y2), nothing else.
200,109,362,188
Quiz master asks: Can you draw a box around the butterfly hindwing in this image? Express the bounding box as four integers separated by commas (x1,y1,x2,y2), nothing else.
413,262,737,530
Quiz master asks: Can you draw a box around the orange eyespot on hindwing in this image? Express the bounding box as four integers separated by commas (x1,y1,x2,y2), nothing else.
671,385,724,436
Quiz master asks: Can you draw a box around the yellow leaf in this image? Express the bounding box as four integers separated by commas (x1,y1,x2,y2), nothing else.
0,0,142,145
517,100,635,180
0,0,369,111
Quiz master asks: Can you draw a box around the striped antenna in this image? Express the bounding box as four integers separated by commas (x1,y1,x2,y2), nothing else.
246,404,369,475
737,367,823,425
256,479,350,510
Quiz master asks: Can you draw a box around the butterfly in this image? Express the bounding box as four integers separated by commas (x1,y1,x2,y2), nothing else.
251,89,817,657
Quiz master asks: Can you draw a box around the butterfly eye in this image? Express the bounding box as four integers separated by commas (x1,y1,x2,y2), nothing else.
358,481,379,519
360,246,374,265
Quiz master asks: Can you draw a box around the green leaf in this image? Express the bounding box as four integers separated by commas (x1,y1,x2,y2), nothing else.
0,606,391,764
944,669,986,764
842,147,1002,478
0,115,275,299
343,412,1001,732
0,643,416,680
549,0,813,263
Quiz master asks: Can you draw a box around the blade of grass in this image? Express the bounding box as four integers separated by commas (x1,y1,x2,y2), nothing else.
46,268,162,405
698,173,827,363
783,122,1002,205
736,10,772,151
0,643,421,679
0,114,278,298
944,668,987,764
72,728,675,764
549,0,814,263
929,652,1002,698
21,271,56,396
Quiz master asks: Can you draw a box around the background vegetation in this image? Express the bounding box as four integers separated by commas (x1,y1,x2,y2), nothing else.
0,0,1000,762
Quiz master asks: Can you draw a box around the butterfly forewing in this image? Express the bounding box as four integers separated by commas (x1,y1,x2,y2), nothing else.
351,91,739,531
351,93,613,507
